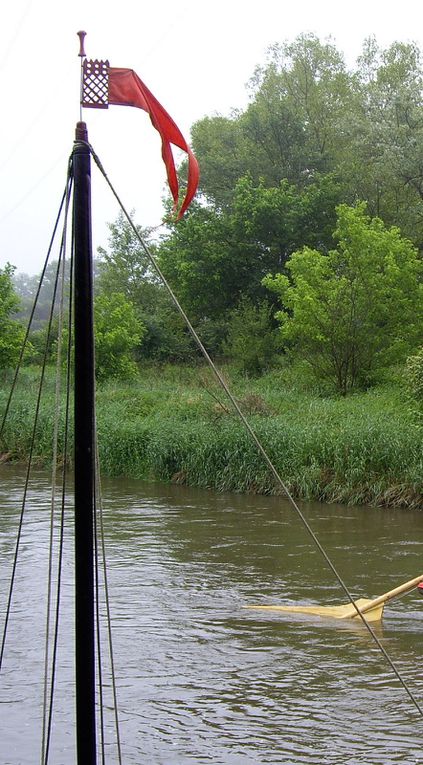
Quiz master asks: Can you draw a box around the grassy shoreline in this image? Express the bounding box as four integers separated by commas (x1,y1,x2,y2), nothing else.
1,364,422,509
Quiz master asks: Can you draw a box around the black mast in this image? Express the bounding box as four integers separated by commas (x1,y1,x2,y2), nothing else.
72,120,97,764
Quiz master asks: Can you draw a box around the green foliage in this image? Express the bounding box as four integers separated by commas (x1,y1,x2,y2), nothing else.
158,174,341,324
190,115,249,208
222,298,280,376
27,318,60,365
94,292,145,382
2,364,421,508
97,35,423,365
97,211,199,363
0,264,25,369
405,347,423,410
350,39,423,245
192,34,354,203
97,211,159,307
190,34,423,249
158,201,240,322
264,204,423,394
137,304,197,363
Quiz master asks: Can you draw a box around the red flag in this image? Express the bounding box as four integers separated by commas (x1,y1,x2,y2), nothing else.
108,68,199,219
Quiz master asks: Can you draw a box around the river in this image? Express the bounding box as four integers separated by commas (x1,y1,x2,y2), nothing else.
0,464,422,764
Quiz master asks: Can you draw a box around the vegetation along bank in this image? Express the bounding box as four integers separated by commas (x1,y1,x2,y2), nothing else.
0,364,422,510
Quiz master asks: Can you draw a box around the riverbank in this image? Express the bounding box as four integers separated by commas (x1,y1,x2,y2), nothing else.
0,363,422,509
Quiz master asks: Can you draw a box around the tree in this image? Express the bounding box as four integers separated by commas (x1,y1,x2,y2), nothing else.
0,264,26,370
97,211,201,362
97,211,159,310
158,174,341,327
191,34,355,207
190,115,250,208
222,298,280,376
344,39,423,246
251,35,354,174
158,201,241,322
263,204,423,394
190,34,423,252
94,292,145,382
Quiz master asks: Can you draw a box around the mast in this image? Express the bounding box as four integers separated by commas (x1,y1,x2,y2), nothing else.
72,116,97,762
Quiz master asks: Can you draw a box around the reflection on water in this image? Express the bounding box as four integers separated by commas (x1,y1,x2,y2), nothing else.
0,465,422,764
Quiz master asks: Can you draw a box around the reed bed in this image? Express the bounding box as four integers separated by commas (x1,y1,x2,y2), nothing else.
1,365,422,509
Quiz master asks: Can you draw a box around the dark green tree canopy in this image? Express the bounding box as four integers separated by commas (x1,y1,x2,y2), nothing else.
158,173,341,323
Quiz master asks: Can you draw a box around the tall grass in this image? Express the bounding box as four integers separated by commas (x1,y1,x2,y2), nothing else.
1,364,421,509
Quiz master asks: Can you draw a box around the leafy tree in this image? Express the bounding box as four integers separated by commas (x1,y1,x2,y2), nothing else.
0,264,26,369
27,318,60,364
99,35,423,366
231,173,340,261
263,204,423,394
97,211,201,362
190,115,250,208
190,34,423,252
137,304,197,362
222,297,280,376
94,292,145,382
344,38,423,246
249,35,354,174
158,174,341,325
191,34,355,207
97,211,159,310
157,201,241,322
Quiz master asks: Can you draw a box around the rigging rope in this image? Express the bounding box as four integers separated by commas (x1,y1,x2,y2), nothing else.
41,251,66,763
0,151,123,762
0,166,73,443
93,453,123,765
94,439,123,765
41,166,73,765
0,185,74,675
93,488,106,765
89,141,423,720
42,235,75,765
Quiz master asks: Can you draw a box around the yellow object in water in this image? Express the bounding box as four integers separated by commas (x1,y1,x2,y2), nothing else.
245,574,423,623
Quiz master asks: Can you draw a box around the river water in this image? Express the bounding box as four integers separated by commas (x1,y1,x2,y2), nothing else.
0,464,422,764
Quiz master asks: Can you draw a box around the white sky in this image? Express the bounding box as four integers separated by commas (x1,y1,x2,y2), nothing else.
1,0,422,275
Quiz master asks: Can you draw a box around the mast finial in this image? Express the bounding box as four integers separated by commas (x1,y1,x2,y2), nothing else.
77,31,87,58
77,32,87,121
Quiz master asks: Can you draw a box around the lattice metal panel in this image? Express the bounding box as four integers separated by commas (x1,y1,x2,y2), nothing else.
82,60,110,108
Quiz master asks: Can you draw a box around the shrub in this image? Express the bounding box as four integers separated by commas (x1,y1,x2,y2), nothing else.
94,292,145,382
222,298,280,376
405,347,423,411
264,203,423,394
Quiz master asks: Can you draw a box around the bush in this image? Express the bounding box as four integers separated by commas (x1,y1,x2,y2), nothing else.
94,292,145,382
264,204,423,394
222,298,280,376
405,347,423,411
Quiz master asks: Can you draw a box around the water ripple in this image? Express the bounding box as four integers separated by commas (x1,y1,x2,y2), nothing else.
0,467,422,763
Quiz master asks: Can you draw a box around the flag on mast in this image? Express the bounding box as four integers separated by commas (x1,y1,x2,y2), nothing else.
79,35,199,219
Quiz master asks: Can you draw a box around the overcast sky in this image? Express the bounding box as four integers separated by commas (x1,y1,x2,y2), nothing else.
1,0,423,275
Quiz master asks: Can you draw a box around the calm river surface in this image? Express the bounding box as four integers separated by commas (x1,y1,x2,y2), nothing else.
0,464,422,764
